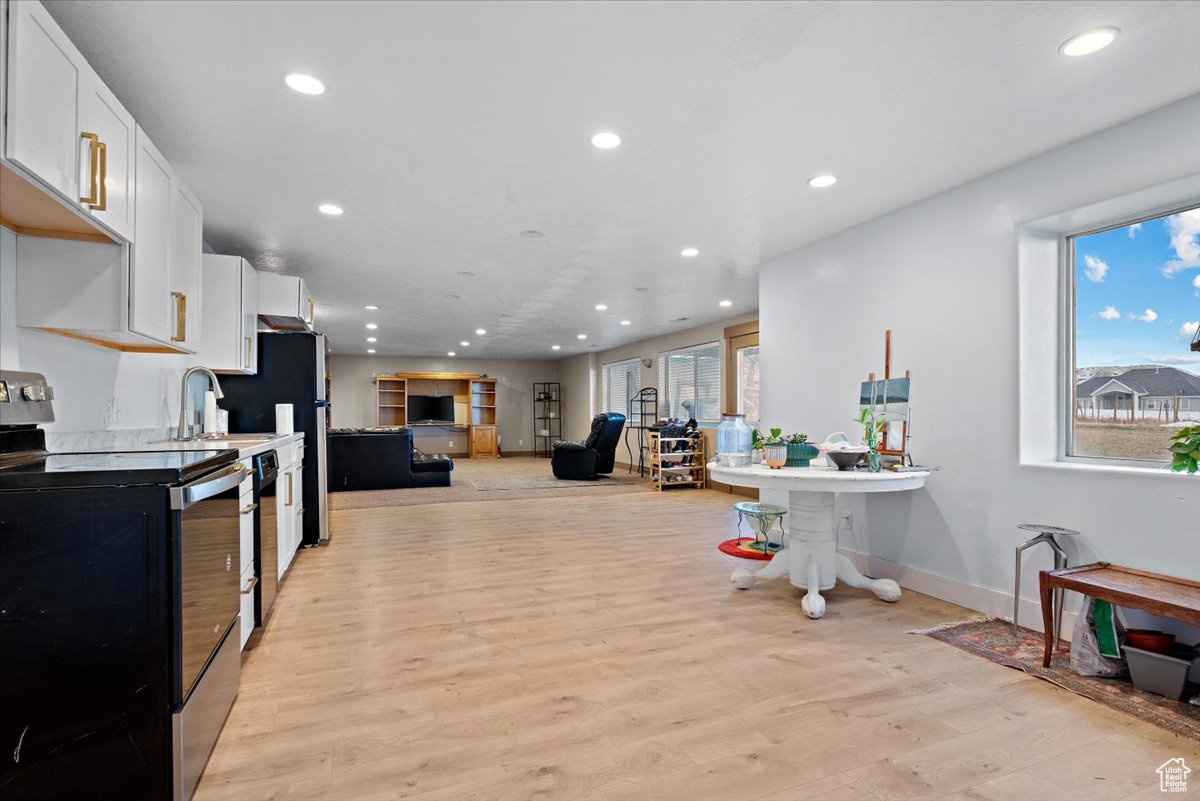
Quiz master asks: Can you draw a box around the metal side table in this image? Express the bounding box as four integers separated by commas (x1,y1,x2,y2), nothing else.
1014,523,1080,647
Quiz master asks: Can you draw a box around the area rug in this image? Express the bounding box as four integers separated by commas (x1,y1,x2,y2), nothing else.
915,617,1200,741
468,475,623,491
717,537,783,560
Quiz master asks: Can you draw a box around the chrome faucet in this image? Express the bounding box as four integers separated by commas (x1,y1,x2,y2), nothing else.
176,366,225,440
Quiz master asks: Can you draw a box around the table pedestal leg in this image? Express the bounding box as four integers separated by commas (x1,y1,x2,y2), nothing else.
731,548,789,589
835,553,901,602
729,489,903,617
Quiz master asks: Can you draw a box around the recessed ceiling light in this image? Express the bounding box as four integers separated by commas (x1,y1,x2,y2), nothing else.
366,337,377,343
460,341,470,347
719,300,733,307
318,203,344,215
364,305,378,310
520,229,544,238
552,344,561,350
447,351,456,357
594,304,608,311
1060,27,1119,57
284,72,325,95
591,131,621,150
620,320,631,326
365,323,378,330
577,334,587,339
807,174,837,189
475,328,486,335
366,349,376,354
680,247,700,258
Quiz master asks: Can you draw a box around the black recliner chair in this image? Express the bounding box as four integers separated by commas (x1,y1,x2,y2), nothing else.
552,412,626,480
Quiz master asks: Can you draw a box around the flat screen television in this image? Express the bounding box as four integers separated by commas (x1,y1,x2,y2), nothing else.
408,394,455,424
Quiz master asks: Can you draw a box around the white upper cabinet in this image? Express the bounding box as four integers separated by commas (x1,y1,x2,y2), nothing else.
192,254,259,374
5,0,83,202
6,0,133,241
130,126,173,344
170,180,203,353
258,272,315,331
80,72,135,240
241,258,259,371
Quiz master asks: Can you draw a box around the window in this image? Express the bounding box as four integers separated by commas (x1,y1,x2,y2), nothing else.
658,342,721,422
601,358,641,421
1069,204,1200,463
736,345,760,424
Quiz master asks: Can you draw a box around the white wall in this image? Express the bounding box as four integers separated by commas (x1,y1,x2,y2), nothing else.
759,95,1200,631
0,227,188,440
328,354,558,455
558,353,597,442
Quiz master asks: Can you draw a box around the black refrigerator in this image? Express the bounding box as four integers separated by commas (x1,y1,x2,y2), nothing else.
219,331,330,545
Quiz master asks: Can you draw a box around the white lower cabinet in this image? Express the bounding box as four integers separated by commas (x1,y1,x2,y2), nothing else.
239,563,255,650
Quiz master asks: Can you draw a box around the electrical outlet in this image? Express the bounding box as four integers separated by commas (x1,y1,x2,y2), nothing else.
449,440,454,448
104,397,118,425
518,439,523,446
842,511,853,528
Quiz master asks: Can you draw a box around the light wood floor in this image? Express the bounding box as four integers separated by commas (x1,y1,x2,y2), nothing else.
195,489,1199,801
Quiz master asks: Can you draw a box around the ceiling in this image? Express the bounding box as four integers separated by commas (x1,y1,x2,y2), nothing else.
46,0,1200,360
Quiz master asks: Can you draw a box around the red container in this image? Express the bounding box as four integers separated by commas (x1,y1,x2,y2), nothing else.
1125,629,1176,654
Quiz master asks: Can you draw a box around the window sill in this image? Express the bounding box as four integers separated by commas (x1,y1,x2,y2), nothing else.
1019,459,1189,479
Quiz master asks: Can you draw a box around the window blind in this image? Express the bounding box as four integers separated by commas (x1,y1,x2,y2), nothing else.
658,342,721,422
601,358,641,421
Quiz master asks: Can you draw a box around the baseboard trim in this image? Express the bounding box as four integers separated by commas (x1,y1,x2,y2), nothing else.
836,546,1078,640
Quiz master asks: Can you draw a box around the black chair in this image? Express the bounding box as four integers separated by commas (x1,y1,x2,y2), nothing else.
552,412,626,480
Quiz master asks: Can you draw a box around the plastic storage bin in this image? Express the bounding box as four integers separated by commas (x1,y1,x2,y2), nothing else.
1122,644,1197,700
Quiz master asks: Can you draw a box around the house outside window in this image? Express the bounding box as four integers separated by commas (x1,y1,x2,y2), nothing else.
659,342,721,422
1069,205,1200,463
601,358,641,423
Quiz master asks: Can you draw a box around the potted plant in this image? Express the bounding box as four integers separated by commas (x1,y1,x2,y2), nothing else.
1170,425,1200,474
762,428,787,469
751,427,763,463
784,432,819,467
855,408,886,473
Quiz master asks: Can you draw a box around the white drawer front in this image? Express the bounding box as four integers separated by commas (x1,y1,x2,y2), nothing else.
239,563,255,650
239,495,255,575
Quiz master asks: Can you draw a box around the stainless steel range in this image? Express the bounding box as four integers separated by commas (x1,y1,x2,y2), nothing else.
0,371,243,801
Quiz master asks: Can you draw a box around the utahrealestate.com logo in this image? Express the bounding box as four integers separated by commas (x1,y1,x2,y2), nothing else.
1158,758,1190,793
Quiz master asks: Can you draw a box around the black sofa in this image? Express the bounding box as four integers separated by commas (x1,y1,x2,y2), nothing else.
328,428,453,491
552,412,626,480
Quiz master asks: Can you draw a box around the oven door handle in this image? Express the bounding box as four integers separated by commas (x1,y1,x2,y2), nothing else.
170,463,248,510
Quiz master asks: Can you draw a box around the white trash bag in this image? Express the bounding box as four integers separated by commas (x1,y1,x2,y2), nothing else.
1069,597,1128,678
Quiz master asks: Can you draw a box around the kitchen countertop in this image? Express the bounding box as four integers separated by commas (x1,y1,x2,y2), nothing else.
108,432,304,459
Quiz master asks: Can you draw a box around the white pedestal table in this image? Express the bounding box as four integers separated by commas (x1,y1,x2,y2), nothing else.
707,462,930,619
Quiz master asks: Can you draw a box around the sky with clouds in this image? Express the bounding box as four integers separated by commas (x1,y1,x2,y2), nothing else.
1076,206,1200,373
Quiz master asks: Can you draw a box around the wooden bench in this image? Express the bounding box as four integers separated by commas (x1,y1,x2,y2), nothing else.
1039,563,1200,667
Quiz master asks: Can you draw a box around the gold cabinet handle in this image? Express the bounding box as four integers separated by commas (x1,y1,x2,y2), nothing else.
306,298,315,326
240,576,259,595
93,141,107,211
285,472,294,507
239,502,258,515
79,132,100,206
171,291,186,342
245,336,254,370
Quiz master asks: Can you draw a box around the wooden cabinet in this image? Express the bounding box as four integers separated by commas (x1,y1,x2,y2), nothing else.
5,0,134,240
258,272,315,331
192,255,259,373
170,181,203,352
469,425,498,459
129,126,173,344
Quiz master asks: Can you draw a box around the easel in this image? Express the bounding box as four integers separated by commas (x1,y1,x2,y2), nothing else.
866,329,912,465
